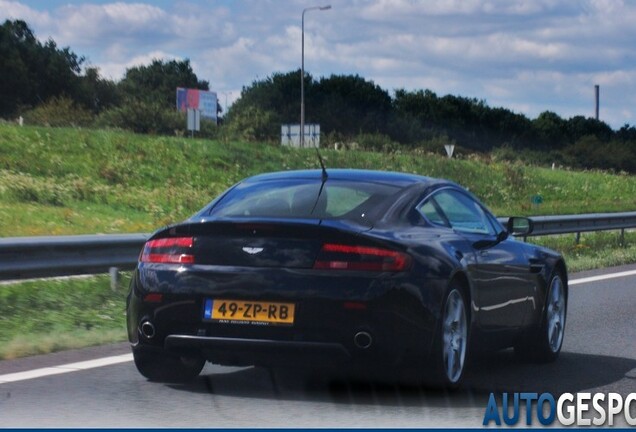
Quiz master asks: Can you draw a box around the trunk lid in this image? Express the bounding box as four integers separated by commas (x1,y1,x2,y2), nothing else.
152,218,371,268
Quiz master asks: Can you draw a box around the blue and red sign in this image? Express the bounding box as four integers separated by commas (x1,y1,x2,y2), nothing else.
176,88,217,121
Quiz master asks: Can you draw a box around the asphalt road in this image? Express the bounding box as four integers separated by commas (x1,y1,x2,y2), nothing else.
1,264,635,427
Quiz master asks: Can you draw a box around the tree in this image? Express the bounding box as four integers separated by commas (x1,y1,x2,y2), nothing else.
392,89,535,151
0,19,84,117
533,111,567,149
228,70,303,126
312,74,392,136
75,67,121,114
119,59,209,108
95,58,211,135
616,124,636,142
227,71,392,140
566,116,613,143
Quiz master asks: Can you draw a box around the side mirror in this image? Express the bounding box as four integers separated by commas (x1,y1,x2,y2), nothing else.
507,217,533,236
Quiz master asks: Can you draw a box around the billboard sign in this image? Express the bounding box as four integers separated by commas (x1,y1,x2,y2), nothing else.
176,88,217,121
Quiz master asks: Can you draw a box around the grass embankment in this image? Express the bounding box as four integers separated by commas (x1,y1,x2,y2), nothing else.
2,124,636,236
0,275,129,360
2,124,636,360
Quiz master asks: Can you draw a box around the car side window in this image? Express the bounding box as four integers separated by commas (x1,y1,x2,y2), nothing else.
417,199,449,227
429,189,496,236
485,211,505,236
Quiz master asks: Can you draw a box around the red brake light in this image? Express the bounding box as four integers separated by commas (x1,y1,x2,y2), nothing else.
141,237,195,264
343,301,367,310
143,293,164,303
313,243,411,272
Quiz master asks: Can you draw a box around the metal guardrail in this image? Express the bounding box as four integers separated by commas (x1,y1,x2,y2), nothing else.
498,211,636,237
2,211,636,281
497,211,636,243
0,233,148,281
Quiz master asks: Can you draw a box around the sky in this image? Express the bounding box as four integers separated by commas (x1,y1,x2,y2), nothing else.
1,0,635,129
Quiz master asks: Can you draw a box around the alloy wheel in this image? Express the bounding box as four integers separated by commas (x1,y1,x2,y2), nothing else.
546,275,566,353
442,289,468,384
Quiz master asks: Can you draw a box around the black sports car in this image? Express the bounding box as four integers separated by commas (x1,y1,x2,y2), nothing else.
127,169,567,388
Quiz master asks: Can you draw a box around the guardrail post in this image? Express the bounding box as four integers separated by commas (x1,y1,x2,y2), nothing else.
575,232,581,244
620,229,625,246
109,267,119,291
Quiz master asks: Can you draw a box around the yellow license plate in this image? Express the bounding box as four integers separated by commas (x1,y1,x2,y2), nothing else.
204,299,295,325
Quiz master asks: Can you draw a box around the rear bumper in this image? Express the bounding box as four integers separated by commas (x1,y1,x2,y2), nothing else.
165,335,351,367
127,267,448,369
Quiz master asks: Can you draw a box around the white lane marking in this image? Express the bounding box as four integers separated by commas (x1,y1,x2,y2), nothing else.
0,353,133,384
569,269,636,286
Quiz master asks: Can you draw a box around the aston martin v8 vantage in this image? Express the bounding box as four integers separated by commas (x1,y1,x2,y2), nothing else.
127,169,567,388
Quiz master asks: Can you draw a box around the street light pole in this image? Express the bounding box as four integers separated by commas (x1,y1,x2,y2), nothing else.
301,5,331,148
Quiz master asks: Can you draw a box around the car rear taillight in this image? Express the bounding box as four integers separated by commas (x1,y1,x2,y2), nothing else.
140,237,195,264
143,293,164,303
313,243,411,272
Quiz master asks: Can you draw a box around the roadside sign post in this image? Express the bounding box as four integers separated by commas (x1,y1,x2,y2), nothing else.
281,124,320,148
187,108,200,138
444,144,455,158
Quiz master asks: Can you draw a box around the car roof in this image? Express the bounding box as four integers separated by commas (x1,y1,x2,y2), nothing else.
243,169,445,187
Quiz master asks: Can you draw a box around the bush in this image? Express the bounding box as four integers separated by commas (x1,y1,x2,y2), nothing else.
562,136,636,173
411,134,459,156
225,105,278,142
22,97,94,127
353,133,400,152
386,113,429,144
197,118,221,139
96,99,185,135
491,145,565,167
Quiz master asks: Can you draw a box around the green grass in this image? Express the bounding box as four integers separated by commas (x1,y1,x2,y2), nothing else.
0,274,129,359
533,231,636,273
2,124,636,236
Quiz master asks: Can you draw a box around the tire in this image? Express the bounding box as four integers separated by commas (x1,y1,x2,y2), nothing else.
423,284,470,390
515,271,567,363
133,347,205,383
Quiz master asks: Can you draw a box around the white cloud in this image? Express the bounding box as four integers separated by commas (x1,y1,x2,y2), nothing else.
592,70,636,87
1,0,636,127
98,50,182,80
0,0,52,27
49,3,170,50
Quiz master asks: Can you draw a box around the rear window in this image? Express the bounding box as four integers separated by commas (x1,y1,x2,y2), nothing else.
208,179,401,222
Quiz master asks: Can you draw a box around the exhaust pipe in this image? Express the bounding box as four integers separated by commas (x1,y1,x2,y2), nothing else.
140,321,156,339
354,331,372,349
